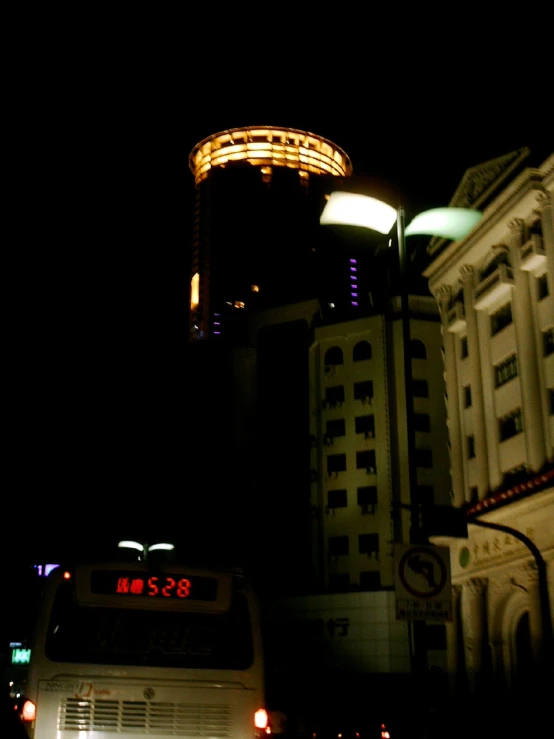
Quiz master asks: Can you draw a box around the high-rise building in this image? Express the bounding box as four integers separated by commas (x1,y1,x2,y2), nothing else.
309,296,451,592
188,126,352,343
423,149,554,705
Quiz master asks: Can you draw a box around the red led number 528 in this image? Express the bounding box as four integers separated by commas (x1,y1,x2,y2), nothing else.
147,577,191,598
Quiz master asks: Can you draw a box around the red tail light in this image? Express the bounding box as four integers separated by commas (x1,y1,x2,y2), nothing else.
22,700,36,722
255,708,269,729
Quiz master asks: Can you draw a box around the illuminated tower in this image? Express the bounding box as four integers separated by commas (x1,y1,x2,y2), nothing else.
188,126,352,342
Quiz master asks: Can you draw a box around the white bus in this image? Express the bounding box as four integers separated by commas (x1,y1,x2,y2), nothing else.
21,560,269,738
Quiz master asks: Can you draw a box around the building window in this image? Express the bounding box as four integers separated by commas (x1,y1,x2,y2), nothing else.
357,486,377,506
410,339,427,359
327,454,347,476
463,385,472,408
357,450,376,473
329,535,349,557
353,340,372,361
495,354,518,388
543,327,554,357
355,415,375,437
325,346,344,366
460,336,468,359
491,303,513,336
499,409,523,441
537,273,549,300
328,573,350,592
412,379,429,398
359,533,379,557
328,489,347,509
549,388,554,415
414,485,434,506
359,571,381,591
414,449,433,468
326,419,346,440
324,385,345,407
467,434,476,459
354,380,373,402
414,413,431,432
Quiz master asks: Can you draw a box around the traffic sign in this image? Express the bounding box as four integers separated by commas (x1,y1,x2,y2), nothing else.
394,543,452,622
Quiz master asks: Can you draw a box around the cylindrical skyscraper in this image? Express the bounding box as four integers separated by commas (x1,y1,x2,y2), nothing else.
188,126,352,342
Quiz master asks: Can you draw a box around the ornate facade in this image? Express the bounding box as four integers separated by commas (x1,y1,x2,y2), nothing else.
424,151,554,700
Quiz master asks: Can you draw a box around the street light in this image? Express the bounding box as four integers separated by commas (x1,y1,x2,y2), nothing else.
320,193,482,677
321,192,482,537
118,540,175,561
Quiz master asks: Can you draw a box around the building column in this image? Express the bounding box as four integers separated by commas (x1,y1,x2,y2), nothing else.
522,562,546,668
446,584,462,696
461,265,495,496
488,639,506,695
508,218,547,470
536,190,554,295
438,286,465,506
462,577,488,693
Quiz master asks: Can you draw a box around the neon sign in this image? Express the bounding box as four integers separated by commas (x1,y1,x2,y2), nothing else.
12,649,31,664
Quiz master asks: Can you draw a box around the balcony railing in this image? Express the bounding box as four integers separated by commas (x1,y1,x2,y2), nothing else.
520,233,546,272
447,301,466,334
474,263,514,311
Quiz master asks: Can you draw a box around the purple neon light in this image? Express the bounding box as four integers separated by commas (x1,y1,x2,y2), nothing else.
350,258,357,263
351,292,358,297
350,266,357,272
351,275,357,281
214,321,220,325
214,331,221,335
351,301,359,306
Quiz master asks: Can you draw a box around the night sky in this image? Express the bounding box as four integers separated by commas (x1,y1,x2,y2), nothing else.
4,35,551,567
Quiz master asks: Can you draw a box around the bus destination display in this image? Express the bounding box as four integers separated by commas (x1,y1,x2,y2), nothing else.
90,571,218,601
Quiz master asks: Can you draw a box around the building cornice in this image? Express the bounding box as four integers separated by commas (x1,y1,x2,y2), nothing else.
424,155,553,291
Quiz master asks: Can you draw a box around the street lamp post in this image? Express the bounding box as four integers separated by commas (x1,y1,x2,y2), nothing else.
320,193,482,675
320,193,482,533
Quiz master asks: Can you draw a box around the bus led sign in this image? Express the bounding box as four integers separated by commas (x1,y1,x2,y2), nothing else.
90,571,218,601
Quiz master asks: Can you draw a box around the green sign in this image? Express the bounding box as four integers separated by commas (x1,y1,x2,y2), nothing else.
12,648,31,664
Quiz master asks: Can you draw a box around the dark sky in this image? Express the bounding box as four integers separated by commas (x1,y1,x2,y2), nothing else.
4,35,551,565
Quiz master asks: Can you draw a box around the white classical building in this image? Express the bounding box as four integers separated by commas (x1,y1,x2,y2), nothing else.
423,149,554,698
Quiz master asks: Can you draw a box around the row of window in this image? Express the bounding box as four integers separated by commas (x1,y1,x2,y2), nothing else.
327,485,434,509
324,412,431,442
325,415,374,440
465,408,525,455
324,338,428,367
461,356,517,403
329,533,379,557
324,379,429,407
462,344,552,407
326,448,433,476
460,306,553,352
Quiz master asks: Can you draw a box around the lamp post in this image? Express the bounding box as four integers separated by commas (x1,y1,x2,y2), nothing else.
320,193,481,527
320,193,482,674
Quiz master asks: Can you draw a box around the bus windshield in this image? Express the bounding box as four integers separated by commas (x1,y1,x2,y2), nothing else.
45,580,254,670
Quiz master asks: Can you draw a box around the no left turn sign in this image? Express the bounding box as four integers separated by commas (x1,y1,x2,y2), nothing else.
394,543,452,622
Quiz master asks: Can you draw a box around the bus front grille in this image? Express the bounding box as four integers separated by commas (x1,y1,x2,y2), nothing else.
58,697,233,735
